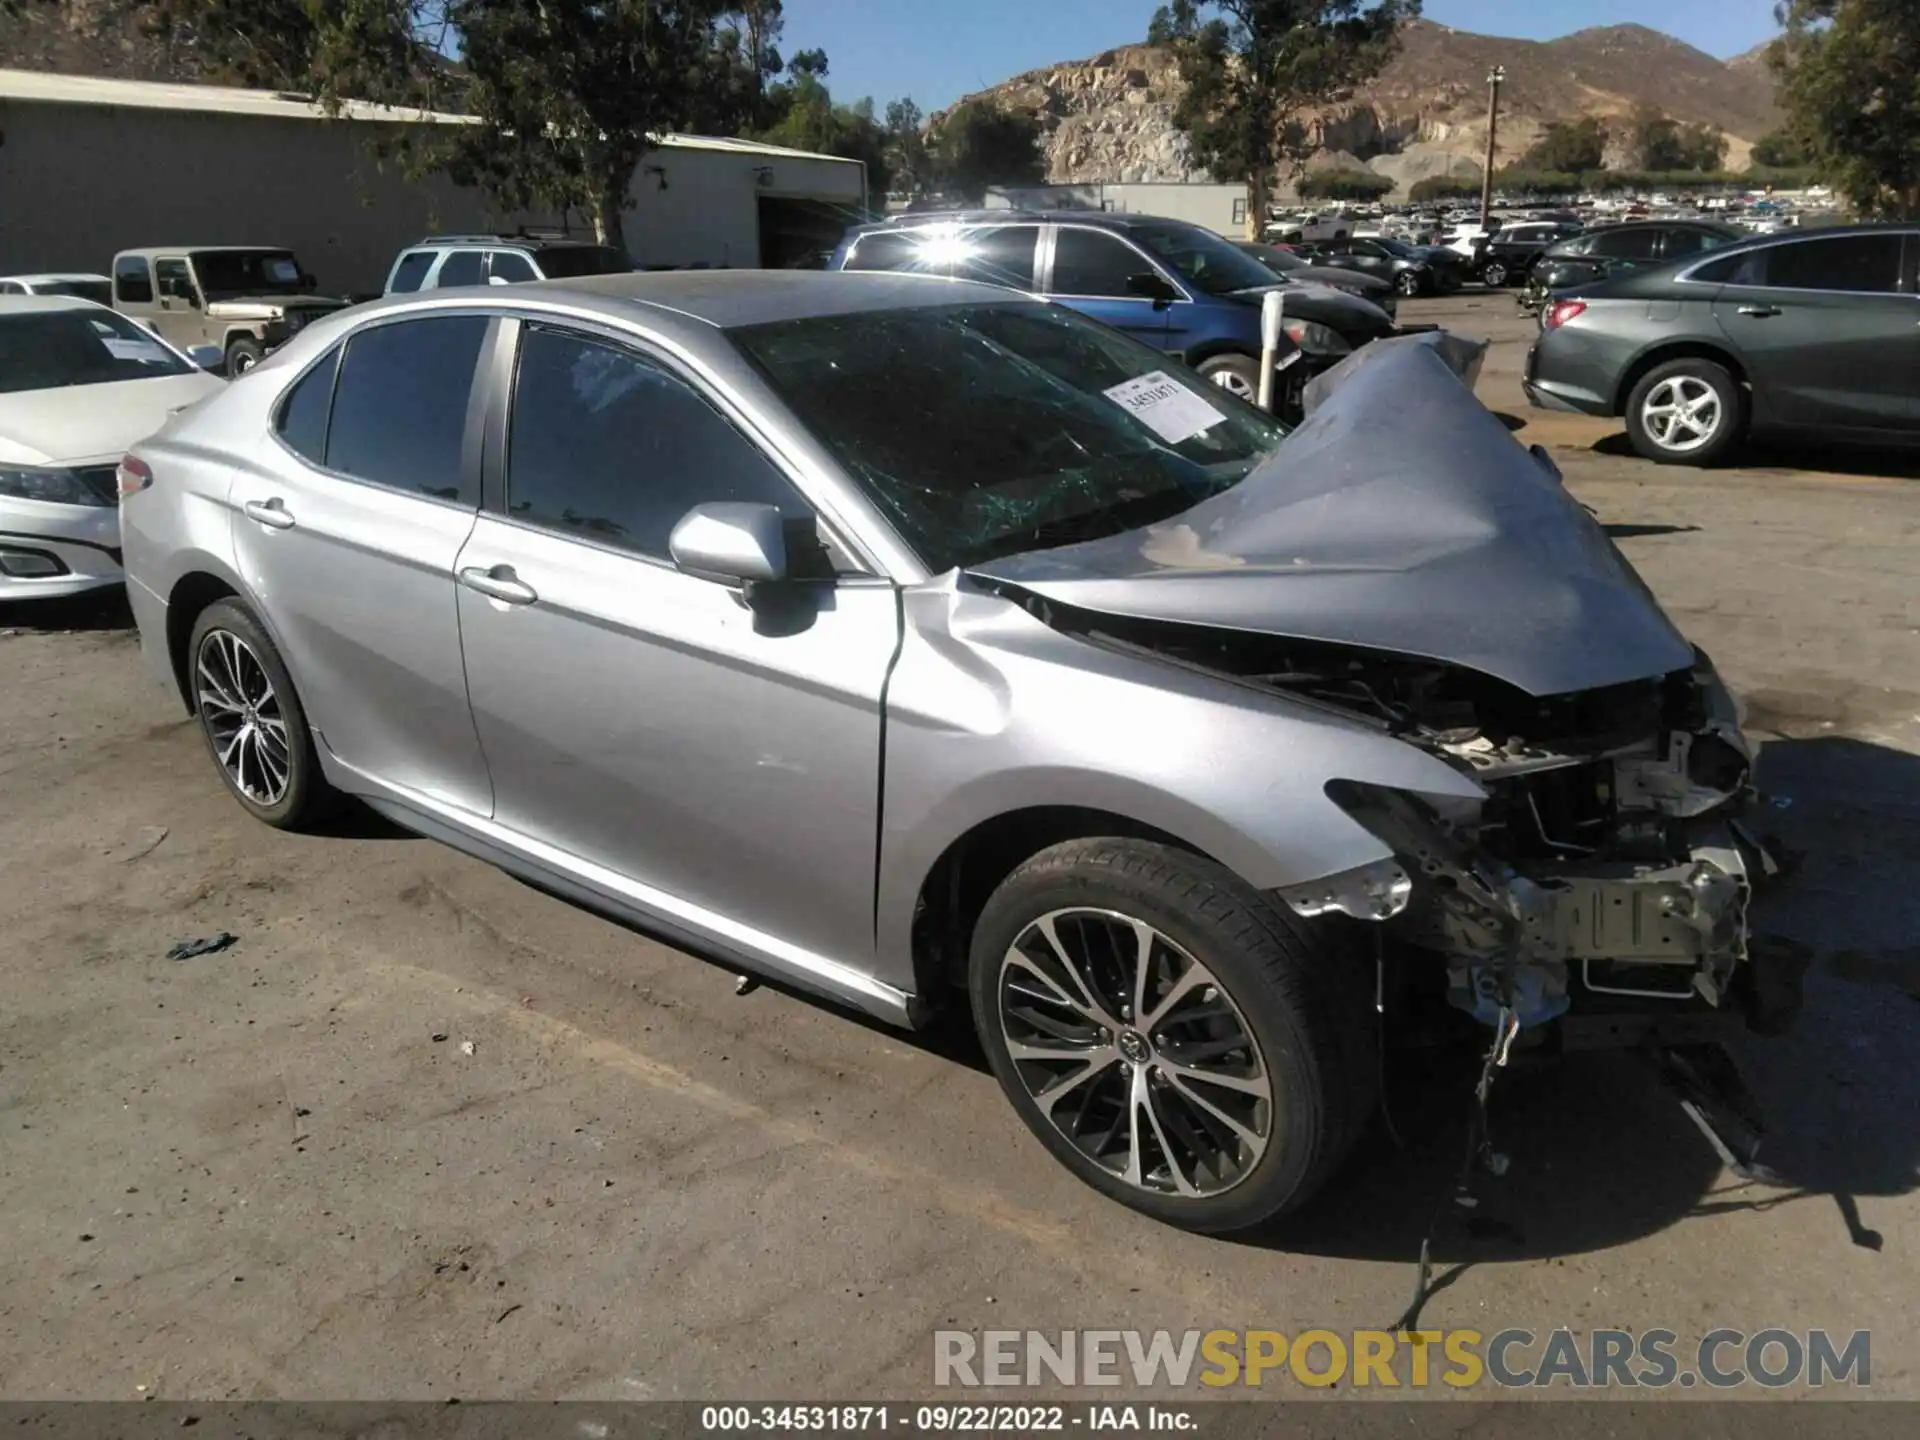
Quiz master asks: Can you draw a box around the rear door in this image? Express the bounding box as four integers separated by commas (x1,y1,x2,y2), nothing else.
1709,230,1918,434
950,225,1042,291
228,313,494,813
1043,225,1172,347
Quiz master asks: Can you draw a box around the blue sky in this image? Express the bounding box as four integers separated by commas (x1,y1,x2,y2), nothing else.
787,0,1781,111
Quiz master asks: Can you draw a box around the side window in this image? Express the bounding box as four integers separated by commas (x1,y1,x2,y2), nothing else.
154,258,194,302
387,251,435,294
488,251,540,284
436,251,485,288
1691,248,1767,286
843,232,927,273
0,282,20,295
1761,234,1903,294
953,227,1039,289
275,346,341,464
1591,229,1661,261
1050,228,1151,297
114,255,154,305
326,316,488,504
506,325,804,560
1350,240,1388,259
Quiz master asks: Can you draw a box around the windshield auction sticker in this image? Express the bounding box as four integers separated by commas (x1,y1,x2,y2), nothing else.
1103,371,1225,444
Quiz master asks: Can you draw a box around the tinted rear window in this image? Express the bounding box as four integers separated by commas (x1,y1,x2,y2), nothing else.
114,255,153,304
532,245,633,279
388,252,435,294
325,317,487,504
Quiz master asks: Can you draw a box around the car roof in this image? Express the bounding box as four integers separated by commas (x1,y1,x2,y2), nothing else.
0,294,112,314
114,245,295,257
410,235,613,250
355,269,1026,331
0,272,111,284
850,209,1197,237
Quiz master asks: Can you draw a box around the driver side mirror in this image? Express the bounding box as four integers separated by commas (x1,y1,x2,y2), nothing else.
164,277,199,307
1125,272,1179,310
669,502,789,590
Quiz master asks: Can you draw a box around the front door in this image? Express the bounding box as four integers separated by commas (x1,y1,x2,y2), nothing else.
1044,225,1173,349
150,257,210,349
1711,230,1919,433
227,313,495,814
453,320,899,972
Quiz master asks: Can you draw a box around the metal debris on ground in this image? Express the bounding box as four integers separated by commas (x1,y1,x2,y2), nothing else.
116,826,169,863
460,1041,476,1056
734,975,760,996
165,932,238,961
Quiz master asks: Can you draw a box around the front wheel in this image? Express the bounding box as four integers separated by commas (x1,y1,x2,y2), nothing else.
968,839,1377,1233
1395,270,1424,297
1625,358,1744,466
226,337,266,374
1482,260,1509,288
1197,353,1261,404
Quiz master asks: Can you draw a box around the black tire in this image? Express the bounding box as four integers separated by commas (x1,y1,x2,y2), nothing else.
226,337,266,374
968,838,1377,1234
1395,269,1424,297
1482,260,1509,288
1197,353,1262,406
187,599,338,829
1624,357,1744,466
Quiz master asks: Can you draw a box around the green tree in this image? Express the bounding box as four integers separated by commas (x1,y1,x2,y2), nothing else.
1408,174,1480,202
884,99,934,198
1297,169,1392,200
929,98,1046,202
1148,0,1420,240
1750,128,1811,168
752,55,893,199
1518,117,1608,174
1772,0,1920,217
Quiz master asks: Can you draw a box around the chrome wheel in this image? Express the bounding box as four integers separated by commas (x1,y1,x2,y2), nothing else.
1207,368,1257,401
997,908,1273,1198
1640,374,1723,454
196,629,292,805
1483,261,1508,287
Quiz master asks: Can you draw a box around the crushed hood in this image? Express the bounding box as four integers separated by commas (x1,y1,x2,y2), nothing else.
970,332,1695,698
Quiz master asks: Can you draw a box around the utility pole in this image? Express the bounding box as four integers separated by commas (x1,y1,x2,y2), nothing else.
1480,65,1506,229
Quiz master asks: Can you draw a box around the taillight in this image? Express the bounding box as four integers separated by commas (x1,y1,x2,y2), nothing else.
117,454,153,500
1545,299,1588,331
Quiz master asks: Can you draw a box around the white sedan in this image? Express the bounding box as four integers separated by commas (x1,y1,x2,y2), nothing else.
0,273,114,304
1,296,224,599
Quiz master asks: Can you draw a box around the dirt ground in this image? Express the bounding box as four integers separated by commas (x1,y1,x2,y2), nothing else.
1,293,1916,1403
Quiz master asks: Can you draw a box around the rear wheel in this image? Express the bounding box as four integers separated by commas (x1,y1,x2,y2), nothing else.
1482,259,1510,288
1625,358,1744,466
1395,269,1424,297
187,599,337,829
969,839,1376,1233
1198,353,1262,404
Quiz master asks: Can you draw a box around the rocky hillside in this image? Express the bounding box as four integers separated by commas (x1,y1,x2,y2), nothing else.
941,19,1784,197
0,2,219,83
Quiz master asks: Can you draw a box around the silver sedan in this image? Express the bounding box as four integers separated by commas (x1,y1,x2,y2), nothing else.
120,272,1791,1232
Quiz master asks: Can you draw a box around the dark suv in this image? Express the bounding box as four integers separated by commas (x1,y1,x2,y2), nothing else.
1475,221,1585,288
1525,225,1920,464
1522,221,1739,313
829,211,1398,406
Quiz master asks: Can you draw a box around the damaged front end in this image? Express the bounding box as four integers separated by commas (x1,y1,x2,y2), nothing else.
1258,647,1797,1046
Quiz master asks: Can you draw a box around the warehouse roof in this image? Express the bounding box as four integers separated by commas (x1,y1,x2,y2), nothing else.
0,68,862,165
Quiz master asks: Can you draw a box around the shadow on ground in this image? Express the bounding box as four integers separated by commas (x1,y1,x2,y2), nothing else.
1588,430,1920,480
0,588,135,633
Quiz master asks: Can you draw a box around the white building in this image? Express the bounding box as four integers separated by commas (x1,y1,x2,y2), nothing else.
0,69,869,295
985,182,1252,238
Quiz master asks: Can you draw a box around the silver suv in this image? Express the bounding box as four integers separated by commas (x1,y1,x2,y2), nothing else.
382,234,633,294
118,273,1793,1233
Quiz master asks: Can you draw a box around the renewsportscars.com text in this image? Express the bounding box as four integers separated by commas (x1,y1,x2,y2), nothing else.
933,1328,1871,1390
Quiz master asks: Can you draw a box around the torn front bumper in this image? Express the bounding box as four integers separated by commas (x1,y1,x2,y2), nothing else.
1281,778,1795,1046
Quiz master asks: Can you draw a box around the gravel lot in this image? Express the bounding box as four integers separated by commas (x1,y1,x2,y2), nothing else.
1,293,1915,1402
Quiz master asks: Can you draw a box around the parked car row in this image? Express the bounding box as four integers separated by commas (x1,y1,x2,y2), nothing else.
104,267,1797,1236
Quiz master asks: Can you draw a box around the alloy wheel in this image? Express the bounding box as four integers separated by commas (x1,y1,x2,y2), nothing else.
1640,375,1723,454
1483,262,1508,287
996,908,1273,1198
195,629,292,805
1207,369,1257,402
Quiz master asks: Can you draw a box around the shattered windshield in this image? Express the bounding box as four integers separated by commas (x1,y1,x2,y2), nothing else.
1129,223,1284,296
730,301,1286,572
190,250,307,299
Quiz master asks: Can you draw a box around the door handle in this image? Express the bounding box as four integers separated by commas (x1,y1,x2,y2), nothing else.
1737,304,1782,318
243,498,295,530
458,564,537,606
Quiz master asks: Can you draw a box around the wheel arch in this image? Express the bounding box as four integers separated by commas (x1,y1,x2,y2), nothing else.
906,804,1225,999
1181,338,1259,371
164,570,243,714
1612,340,1749,417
